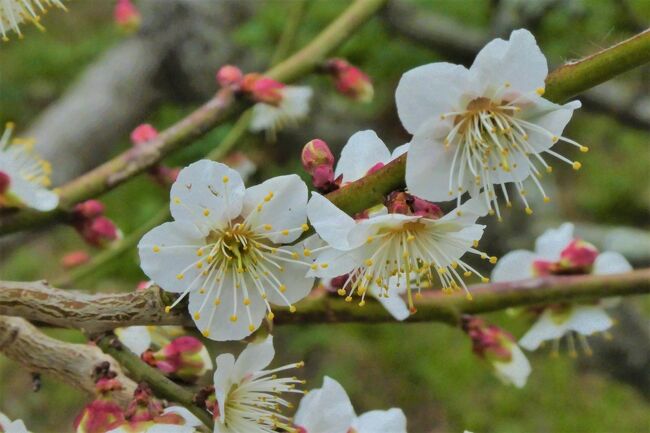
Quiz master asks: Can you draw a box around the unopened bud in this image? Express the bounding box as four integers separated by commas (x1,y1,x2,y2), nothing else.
559,239,599,270
61,250,91,269
130,124,158,146
301,139,334,175
114,0,141,33
241,73,285,106
311,165,336,192
0,170,10,195
73,200,105,219
325,58,374,103
79,216,121,247
461,315,514,363
411,196,442,219
216,65,244,89
147,336,212,383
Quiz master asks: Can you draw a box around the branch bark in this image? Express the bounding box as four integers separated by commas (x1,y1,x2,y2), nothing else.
0,316,136,405
1,269,649,331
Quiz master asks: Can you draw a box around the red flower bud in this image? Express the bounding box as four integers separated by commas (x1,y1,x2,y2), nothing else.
61,250,91,269
146,336,211,383
130,124,158,146
411,196,442,219
301,139,334,176
241,73,285,105
559,239,599,270
74,200,105,219
78,216,121,247
325,58,373,103
461,316,515,363
216,65,244,89
114,0,141,33
0,170,10,195
312,165,336,192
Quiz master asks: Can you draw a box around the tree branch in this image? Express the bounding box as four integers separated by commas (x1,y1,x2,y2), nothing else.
0,316,136,405
1,269,648,330
0,0,388,237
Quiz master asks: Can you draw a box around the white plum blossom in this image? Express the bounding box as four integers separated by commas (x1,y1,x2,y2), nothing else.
250,86,313,139
492,222,633,354
321,277,409,321
293,376,407,433
211,336,304,433
0,413,30,433
0,122,58,211
397,29,586,219
0,0,66,41
138,160,315,341
492,343,531,388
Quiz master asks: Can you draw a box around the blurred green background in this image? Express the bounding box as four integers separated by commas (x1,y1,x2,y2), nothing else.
1,1,649,432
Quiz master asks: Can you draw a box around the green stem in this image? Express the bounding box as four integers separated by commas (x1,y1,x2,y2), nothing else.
96,334,214,429
269,0,309,66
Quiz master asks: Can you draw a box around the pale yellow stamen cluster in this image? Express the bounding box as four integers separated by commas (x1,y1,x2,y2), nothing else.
0,122,52,188
0,0,67,41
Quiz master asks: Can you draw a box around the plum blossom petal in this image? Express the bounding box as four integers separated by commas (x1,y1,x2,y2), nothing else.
250,86,312,137
391,143,410,159
307,192,357,250
231,336,275,382
491,250,537,282
534,222,574,261
492,344,531,389
593,251,632,275
351,408,408,433
372,278,409,321
294,376,356,433
0,412,30,433
115,326,152,356
334,130,392,183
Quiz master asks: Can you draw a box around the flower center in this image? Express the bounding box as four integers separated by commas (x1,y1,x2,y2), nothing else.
440,93,587,219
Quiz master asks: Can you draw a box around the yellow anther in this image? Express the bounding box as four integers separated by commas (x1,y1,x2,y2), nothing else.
472,240,479,248
279,284,287,293
544,196,551,203
230,315,238,322
176,273,184,280
489,256,498,264
173,197,181,204
267,312,275,321
579,146,589,153
536,87,545,96
572,161,582,170
366,236,374,243
320,263,329,269
463,271,472,277
488,209,495,216
202,330,210,337
359,300,366,307
451,262,458,269
481,277,490,283
196,262,203,269
264,192,274,202
214,298,221,305
164,306,171,313
310,264,318,270
364,259,373,266
196,249,203,256
289,305,297,313
203,209,210,216
248,324,256,332
337,289,346,296
466,293,474,301
552,136,559,143
222,176,229,183
506,201,513,208
456,210,463,216
193,312,201,320
257,204,263,212
407,235,415,242
357,286,367,295
281,229,289,236
291,252,299,259
243,298,251,306
525,207,533,215
152,245,160,253
345,296,353,302
303,249,312,257
264,224,273,231
199,288,206,294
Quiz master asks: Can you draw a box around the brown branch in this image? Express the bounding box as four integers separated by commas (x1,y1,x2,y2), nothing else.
0,316,136,405
1,269,649,330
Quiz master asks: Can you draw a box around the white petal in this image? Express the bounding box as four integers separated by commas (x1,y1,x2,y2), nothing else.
250,103,280,132
308,246,359,278
170,160,245,234
493,344,531,388
213,353,235,424
396,62,471,133
233,336,275,381
372,281,410,321
188,274,266,341
520,97,581,153
263,242,315,306
162,406,203,427
145,425,196,433
0,414,30,433
406,119,472,202
138,222,206,294
470,29,547,95
519,310,568,350
8,176,59,211
438,193,490,225
491,250,536,282
534,223,574,261
593,251,632,275
250,86,312,133
307,192,357,250
114,326,152,356
294,376,356,433
565,305,613,336
348,213,419,247
243,174,308,243
391,143,410,159
335,130,392,183
352,408,407,433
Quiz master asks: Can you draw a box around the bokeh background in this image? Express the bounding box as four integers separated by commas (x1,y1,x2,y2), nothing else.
1,1,649,432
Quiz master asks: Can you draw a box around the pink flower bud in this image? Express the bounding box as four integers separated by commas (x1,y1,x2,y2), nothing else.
0,170,10,195
124,383,164,422
302,139,334,175
146,336,211,383
78,216,121,247
114,0,141,33
241,73,285,106
130,124,158,146
325,58,374,103
312,164,336,192
74,200,105,219
411,196,442,219
559,239,599,270
461,316,515,363
61,250,91,269
74,378,125,433
216,65,244,89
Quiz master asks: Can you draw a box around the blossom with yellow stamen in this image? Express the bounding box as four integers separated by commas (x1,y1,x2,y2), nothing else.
138,160,314,341
210,336,305,433
0,122,58,211
0,0,66,41
397,29,585,219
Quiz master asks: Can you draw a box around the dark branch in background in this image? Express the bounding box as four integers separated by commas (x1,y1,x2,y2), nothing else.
382,0,650,130
0,316,136,405
1,270,649,331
